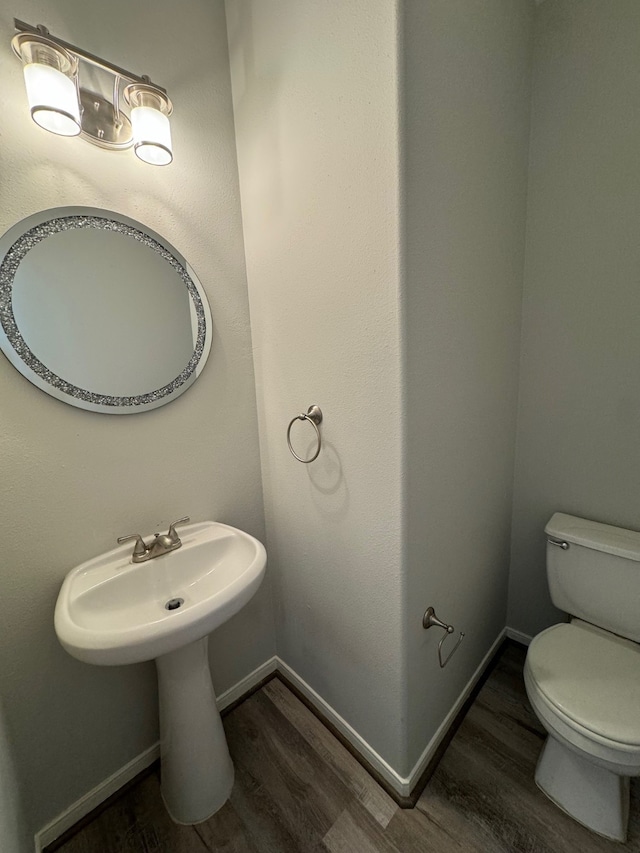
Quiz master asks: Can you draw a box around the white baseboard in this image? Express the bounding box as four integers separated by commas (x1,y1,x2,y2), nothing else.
275,657,408,795
506,626,533,646
277,630,505,798
34,637,505,848
216,656,278,712
404,628,506,794
34,742,160,853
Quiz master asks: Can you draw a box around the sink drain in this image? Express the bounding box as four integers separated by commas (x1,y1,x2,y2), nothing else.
165,598,184,611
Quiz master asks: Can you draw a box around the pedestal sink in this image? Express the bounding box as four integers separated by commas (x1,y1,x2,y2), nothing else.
54,520,266,824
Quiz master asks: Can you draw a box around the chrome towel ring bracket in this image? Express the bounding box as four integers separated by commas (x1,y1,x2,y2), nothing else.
423,606,465,668
287,405,323,463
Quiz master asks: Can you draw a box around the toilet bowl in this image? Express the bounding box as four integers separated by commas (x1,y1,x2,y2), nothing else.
524,513,640,842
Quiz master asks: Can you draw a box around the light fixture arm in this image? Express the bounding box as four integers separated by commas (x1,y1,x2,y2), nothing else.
13,19,166,95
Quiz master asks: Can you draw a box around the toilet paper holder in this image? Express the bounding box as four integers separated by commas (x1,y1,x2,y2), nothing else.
422,606,465,668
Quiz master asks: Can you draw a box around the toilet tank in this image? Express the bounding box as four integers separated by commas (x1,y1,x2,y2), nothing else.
546,512,640,643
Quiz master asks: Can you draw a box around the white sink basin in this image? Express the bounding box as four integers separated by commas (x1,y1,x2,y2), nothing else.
55,520,267,665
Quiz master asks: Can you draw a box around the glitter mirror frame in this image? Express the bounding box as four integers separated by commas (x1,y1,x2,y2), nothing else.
0,207,213,414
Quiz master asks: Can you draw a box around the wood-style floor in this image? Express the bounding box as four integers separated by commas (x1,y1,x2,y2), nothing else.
51,643,640,852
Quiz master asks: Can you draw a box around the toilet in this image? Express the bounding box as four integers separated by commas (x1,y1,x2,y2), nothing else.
524,512,640,842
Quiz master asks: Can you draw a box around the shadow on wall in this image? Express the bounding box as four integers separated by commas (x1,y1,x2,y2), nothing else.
0,695,28,853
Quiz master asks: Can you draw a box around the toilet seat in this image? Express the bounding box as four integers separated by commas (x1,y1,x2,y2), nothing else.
524,621,640,775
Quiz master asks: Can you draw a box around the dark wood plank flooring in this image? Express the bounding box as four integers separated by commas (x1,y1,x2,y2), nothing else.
51,643,640,852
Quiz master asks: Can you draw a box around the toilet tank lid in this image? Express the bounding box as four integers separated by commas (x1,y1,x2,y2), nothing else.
546,513,640,562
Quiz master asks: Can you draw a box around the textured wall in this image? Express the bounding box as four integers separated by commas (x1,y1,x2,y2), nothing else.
403,0,533,773
226,0,407,771
0,0,273,838
508,0,640,637
0,697,28,853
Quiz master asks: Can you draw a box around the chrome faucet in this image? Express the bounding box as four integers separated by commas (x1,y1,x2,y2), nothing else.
118,517,190,563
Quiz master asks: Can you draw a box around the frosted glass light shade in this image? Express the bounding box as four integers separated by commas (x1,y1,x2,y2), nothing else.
13,35,81,137
125,84,173,167
23,63,81,136
130,106,173,166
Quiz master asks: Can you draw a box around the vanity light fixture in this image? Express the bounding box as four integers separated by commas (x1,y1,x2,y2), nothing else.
11,20,173,166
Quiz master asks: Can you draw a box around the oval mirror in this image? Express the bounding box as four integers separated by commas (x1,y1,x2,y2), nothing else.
0,207,212,413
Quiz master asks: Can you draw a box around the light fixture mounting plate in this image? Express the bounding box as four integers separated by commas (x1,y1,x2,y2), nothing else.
79,89,132,151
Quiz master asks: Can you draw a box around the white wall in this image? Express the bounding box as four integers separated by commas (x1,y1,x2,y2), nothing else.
227,0,407,771
0,697,29,853
402,0,533,772
508,0,640,637
228,0,534,780
0,0,274,839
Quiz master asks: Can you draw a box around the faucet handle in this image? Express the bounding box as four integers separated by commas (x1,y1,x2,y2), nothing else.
166,517,190,545
117,533,148,559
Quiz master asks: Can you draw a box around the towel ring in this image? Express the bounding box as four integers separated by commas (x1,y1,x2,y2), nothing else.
287,405,323,463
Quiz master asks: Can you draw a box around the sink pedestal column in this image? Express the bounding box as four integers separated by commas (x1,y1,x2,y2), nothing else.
156,636,234,824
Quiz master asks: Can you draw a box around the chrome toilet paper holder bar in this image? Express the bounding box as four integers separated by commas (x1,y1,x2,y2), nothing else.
422,606,465,668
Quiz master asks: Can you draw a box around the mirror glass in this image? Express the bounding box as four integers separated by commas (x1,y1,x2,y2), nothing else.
0,207,212,413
